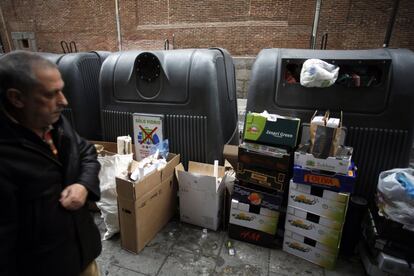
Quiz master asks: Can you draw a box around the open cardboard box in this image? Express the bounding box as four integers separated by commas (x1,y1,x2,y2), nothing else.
116,153,180,254
176,161,226,231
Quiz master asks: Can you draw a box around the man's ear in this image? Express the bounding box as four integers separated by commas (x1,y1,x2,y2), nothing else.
6,88,26,108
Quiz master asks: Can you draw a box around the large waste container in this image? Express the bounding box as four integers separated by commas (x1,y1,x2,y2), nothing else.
100,48,238,165
246,48,414,201
56,52,108,140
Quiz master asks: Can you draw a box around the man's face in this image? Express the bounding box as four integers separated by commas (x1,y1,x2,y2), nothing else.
21,67,67,129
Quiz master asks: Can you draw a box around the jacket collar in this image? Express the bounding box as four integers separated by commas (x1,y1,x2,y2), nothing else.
0,109,64,145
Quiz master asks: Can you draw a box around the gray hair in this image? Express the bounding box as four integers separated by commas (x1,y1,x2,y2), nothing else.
0,50,58,106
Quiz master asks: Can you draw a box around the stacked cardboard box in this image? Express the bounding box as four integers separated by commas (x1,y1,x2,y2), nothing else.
229,112,300,246
283,124,356,269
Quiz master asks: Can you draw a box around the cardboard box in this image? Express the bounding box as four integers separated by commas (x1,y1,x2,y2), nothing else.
116,153,180,254
240,142,291,162
237,143,291,192
229,223,276,247
232,184,283,212
90,140,121,154
230,199,280,235
176,161,226,230
294,144,352,174
283,230,337,269
237,166,288,192
293,165,356,193
288,180,349,222
244,112,300,148
285,206,343,249
223,144,238,169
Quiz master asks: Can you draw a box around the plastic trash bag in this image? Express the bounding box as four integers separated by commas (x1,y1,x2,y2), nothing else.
149,139,169,159
377,168,414,231
97,153,133,240
300,59,339,88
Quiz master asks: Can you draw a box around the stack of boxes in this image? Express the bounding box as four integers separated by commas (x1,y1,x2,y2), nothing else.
228,111,301,246
283,114,356,269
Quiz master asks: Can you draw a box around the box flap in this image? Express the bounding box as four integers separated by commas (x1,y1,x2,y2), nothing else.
161,153,180,181
188,161,225,177
177,161,227,193
177,170,214,193
133,169,162,200
223,144,238,168
116,177,135,201
116,169,162,201
175,163,185,179
90,140,136,155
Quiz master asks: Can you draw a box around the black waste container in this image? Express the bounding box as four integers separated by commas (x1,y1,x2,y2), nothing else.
57,52,109,140
100,48,238,165
246,48,414,202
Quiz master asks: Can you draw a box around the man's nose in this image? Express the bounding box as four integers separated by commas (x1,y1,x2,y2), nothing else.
57,91,68,107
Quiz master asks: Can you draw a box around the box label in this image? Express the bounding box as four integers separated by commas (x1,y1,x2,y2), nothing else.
229,223,275,247
293,165,356,193
244,112,300,148
233,184,283,211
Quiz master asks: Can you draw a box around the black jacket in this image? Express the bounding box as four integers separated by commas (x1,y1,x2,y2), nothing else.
0,111,101,276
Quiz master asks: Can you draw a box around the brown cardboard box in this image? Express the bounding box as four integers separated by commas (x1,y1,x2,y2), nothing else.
116,153,180,254
223,144,238,169
90,140,119,154
236,143,292,192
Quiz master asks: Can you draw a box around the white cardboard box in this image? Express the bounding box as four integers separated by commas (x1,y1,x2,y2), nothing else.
230,199,279,235
176,161,226,231
294,144,352,174
285,206,342,249
288,180,349,222
283,230,338,269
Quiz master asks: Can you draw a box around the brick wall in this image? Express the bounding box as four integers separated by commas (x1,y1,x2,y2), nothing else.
316,0,414,50
1,0,413,55
0,0,117,53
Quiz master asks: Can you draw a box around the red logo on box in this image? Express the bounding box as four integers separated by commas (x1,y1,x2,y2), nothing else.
304,174,340,188
240,230,261,241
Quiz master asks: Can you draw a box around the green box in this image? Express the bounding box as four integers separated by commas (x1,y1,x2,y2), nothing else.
244,112,300,148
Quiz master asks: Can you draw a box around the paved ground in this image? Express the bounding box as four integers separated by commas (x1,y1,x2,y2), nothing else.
95,214,366,276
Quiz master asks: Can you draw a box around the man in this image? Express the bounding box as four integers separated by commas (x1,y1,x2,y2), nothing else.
0,51,101,276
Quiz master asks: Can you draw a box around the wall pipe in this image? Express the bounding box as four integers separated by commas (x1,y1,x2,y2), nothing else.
310,0,322,49
0,6,12,51
383,0,400,48
115,0,122,51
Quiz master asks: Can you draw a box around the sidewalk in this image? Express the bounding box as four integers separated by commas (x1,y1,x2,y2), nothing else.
95,214,365,276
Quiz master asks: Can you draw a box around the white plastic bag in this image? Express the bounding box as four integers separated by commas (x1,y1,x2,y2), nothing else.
97,153,133,240
377,168,414,231
300,59,339,88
